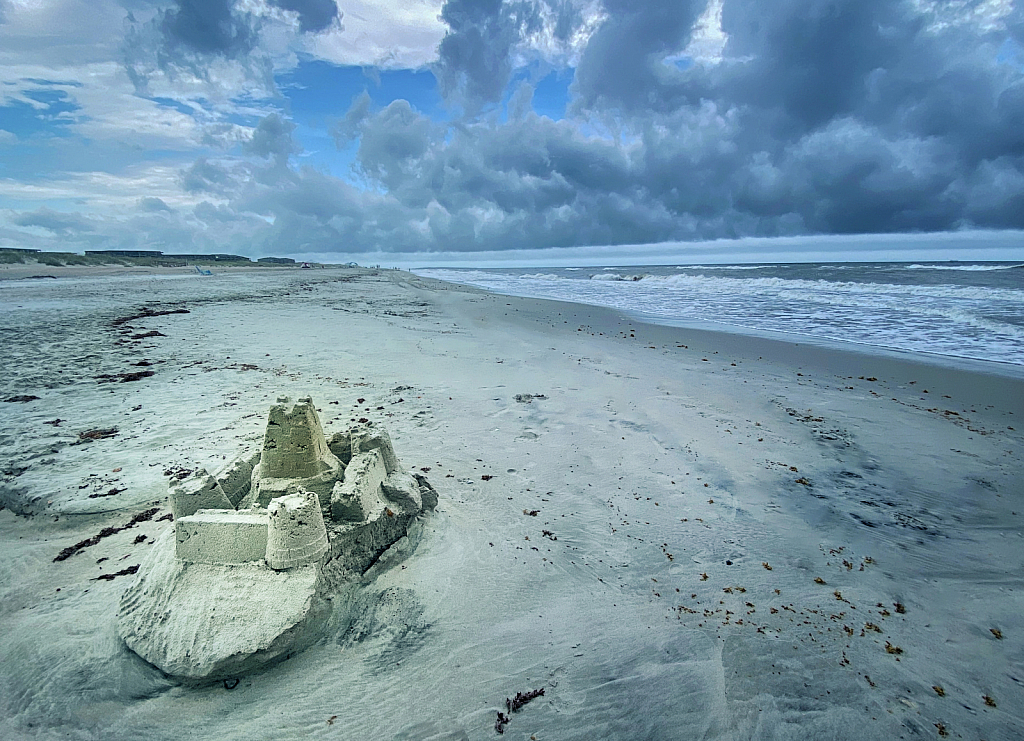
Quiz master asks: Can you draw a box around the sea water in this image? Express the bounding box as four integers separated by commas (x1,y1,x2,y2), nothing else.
413,262,1024,368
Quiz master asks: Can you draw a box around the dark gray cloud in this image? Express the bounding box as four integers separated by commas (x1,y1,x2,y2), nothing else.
244,113,300,164
122,1,265,92
333,90,372,144
193,201,239,222
550,0,582,42
572,0,706,114
138,196,173,212
560,0,1024,237
159,0,257,57
269,0,339,33
710,0,1024,233
434,0,543,111
351,100,435,194
181,157,241,195
12,207,95,235
245,105,670,252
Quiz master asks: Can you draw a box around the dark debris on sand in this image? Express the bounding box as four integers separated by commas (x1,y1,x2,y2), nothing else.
95,370,155,383
495,688,545,734
88,487,125,499
53,507,161,562
93,564,140,581
78,427,119,441
162,466,193,480
111,306,190,326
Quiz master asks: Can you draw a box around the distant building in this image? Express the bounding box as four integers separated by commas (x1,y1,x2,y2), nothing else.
164,253,252,262
85,249,164,257
0,247,41,254
257,257,296,264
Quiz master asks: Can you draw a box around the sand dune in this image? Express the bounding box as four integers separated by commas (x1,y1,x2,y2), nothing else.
0,267,1021,739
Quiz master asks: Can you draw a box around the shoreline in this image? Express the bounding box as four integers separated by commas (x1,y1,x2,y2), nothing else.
1,266,1021,739
420,273,1024,416
414,260,1024,381
6,260,1021,400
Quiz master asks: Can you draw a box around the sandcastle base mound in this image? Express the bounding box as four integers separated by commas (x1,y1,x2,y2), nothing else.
118,530,326,681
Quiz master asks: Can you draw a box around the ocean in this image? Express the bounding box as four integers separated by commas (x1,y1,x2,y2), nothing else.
413,262,1024,369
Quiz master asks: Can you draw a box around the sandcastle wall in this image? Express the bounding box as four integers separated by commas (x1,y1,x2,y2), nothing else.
382,471,422,512
214,452,259,508
331,449,388,522
327,431,353,465
170,471,233,519
175,510,269,565
351,428,399,474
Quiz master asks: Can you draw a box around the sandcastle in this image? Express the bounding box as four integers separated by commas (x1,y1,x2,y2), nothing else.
117,396,437,681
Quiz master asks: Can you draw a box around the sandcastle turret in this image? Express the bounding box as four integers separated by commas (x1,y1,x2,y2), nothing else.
265,488,329,570
248,396,343,508
261,396,333,478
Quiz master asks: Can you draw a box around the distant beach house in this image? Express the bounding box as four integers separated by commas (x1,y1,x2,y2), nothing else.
257,257,296,265
165,253,251,262
85,249,165,258
84,250,252,262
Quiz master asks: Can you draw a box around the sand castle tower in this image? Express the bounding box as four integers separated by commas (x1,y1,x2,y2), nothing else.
249,396,343,508
265,487,329,570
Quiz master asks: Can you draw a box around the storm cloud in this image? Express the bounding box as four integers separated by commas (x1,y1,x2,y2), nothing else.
434,0,545,111
2,0,1023,258
244,0,1024,253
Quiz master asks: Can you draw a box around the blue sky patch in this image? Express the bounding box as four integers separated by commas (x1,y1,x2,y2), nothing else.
532,69,572,120
150,96,197,116
0,87,81,139
277,60,446,181
280,60,443,121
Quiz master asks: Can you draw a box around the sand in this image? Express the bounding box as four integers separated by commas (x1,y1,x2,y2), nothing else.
0,266,1021,739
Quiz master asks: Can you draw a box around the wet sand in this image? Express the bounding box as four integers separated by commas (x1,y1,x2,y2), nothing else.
1,266,1021,739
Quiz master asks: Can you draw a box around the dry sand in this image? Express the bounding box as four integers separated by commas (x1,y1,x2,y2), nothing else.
0,266,1021,740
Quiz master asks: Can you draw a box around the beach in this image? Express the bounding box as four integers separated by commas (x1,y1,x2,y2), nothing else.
1,266,1021,740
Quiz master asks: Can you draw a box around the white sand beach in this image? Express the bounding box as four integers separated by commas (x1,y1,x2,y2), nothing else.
1,266,1021,740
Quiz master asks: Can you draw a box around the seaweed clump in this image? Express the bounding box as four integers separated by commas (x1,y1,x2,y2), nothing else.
494,688,545,734
53,507,161,562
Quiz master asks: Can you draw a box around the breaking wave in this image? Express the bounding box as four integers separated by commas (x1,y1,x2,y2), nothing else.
414,264,1024,366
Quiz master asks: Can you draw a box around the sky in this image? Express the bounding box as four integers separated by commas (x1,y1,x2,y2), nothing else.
1,0,1024,265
